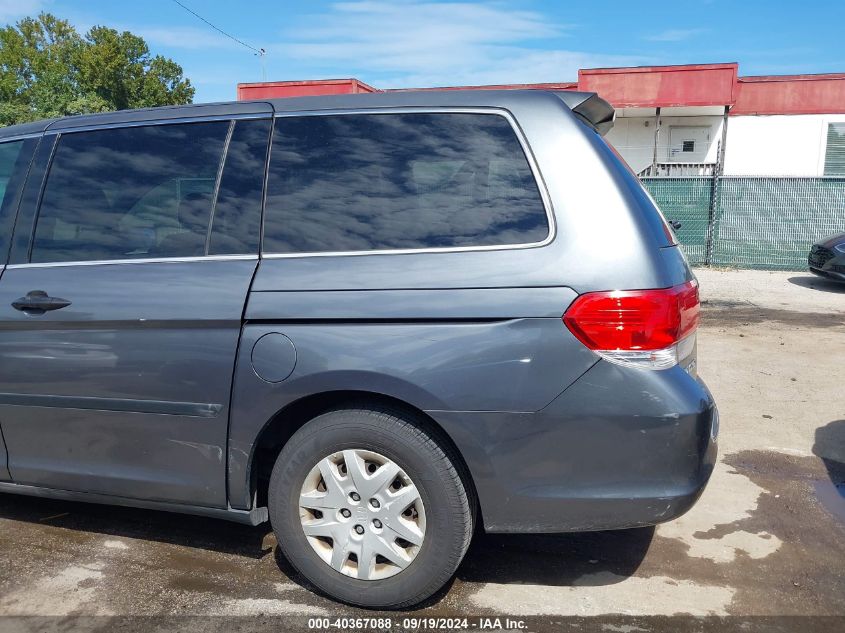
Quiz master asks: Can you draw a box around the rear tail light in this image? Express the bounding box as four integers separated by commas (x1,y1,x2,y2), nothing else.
563,280,700,370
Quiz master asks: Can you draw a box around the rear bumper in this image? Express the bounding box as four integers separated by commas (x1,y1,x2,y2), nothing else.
430,360,718,533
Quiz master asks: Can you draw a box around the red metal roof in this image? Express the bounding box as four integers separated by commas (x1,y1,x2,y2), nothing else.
237,64,845,115
577,63,738,108
236,78,378,101
387,81,579,92
732,72,845,115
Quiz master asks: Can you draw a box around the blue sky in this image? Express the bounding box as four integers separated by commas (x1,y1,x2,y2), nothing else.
2,0,844,103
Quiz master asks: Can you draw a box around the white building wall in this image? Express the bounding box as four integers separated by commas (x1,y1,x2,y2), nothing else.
607,110,845,177
607,115,724,174
723,114,845,176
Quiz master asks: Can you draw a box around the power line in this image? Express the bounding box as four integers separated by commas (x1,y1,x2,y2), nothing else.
170,0,265,56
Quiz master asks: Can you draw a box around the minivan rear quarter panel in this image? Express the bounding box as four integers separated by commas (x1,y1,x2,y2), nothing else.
228,93,709,525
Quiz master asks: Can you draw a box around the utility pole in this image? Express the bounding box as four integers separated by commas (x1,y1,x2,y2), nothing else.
651,107,661,176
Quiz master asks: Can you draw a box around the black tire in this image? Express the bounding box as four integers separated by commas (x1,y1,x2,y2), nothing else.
268,403,474,609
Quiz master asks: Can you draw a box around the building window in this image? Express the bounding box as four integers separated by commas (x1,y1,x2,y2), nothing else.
824,123,845,176
682,140,695,153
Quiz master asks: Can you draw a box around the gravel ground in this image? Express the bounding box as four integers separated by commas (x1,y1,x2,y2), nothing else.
0,268,842,630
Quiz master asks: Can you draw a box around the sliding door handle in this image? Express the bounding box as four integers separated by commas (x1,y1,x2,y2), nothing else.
12,290,72,314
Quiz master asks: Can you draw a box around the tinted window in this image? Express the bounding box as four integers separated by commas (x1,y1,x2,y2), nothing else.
264,113,548,254
31,122,229,263
209,118,271,255
0,141,25,204
0,139,34,262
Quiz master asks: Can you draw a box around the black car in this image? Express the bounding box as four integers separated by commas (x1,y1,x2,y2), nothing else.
809,232,845,282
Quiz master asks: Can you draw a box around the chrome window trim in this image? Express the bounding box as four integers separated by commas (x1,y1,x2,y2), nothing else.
262,106,556,259
5,254,257,269
205,120,236,254
23,134,59,264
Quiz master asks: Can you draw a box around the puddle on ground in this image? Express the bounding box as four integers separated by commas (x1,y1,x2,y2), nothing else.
656,460,781,564
465,447,845,617
814,480,845,523
2,444,844,618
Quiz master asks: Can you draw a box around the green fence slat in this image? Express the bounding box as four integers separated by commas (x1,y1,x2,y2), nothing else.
642,176,845,270
641,177,713,265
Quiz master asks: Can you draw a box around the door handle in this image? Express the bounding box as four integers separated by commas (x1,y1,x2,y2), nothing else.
12,290,72,314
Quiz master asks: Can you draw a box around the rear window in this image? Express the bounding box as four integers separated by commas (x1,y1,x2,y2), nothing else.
263,112,549,254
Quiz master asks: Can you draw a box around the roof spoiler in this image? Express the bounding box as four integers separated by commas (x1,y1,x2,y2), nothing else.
553,91,615,136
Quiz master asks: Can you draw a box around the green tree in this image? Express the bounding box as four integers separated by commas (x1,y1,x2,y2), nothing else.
0,13,194,126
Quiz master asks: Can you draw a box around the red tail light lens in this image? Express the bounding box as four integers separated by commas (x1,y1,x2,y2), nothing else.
563,280,700,352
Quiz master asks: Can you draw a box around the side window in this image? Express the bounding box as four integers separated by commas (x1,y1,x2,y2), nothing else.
31,121,229,264
208,118,271,255
263,112,549,254
0,139,36,263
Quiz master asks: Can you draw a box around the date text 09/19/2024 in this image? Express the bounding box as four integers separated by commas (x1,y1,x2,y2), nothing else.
307,617,528,630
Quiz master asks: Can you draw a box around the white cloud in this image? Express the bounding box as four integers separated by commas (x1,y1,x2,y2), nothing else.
272,1,648,87
644,28,705,42
377,49,648,89
293,1,562,44
0,0,45,23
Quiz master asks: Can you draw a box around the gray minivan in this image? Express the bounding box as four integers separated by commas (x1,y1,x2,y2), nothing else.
0,90,717,608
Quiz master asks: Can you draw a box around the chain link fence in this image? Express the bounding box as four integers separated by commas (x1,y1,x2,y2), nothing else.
641,176,845,270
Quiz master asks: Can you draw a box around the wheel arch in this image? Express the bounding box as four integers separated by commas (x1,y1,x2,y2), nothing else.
244,390,480,521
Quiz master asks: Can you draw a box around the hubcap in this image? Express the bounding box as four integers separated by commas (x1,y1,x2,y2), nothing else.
298,449,426,580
